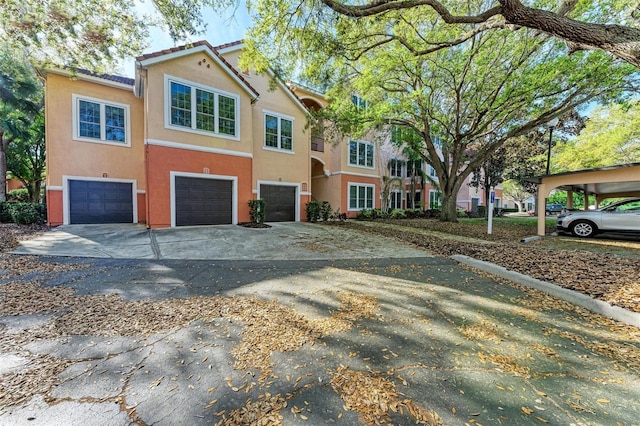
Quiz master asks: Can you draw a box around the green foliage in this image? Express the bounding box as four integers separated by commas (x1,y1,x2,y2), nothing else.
355,209,374,220
553,101,640,171
306,200,334,222
0,202,13,222
248,199,266,224
244,0,637,223
320,201,332,221
548,191,595,208
390,209,406,219
7,188,29,202
9,202,46,224
305,200,321,222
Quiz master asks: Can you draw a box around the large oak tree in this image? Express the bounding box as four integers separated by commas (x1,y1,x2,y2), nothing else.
243,2,638,221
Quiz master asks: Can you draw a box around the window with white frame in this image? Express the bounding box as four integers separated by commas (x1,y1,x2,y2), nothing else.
352,94,367,111
167,77,238,137
349,140,374,168
264,113,293,151
429,190,442,209
428,165,437,178
73,95,129,145
389,191,402,210
349,184,375,210
389,159,403,177
407,159,423,177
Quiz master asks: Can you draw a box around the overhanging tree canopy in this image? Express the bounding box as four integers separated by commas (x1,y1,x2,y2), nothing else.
243,1,638,221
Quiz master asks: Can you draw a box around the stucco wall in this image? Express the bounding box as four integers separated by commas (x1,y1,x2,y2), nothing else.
44,73,145,188
143,52,254,155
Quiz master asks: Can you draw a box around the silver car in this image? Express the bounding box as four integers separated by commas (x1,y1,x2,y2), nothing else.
556,198,640,237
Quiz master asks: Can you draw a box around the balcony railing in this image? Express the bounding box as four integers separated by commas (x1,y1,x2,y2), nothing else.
311,136,325,152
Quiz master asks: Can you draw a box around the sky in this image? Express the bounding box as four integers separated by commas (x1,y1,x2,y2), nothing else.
118,1,252,77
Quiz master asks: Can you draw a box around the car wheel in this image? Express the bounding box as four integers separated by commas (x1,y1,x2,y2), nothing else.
570,220,597,238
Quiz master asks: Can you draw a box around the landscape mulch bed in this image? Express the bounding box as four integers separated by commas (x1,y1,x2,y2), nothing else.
336,220,640,314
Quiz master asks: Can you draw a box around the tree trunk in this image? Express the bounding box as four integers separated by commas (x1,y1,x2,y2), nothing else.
440,192,458,222
29,180,42,203
0,131,7,202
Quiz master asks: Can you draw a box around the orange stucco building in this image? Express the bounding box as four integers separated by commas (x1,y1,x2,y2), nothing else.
44,40,385,228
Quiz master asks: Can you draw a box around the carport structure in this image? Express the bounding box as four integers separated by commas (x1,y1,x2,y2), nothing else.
530,162,640,236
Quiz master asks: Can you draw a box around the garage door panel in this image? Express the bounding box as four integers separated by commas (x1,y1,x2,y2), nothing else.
69,180,134,224
175,176,233,226
261,185,296,222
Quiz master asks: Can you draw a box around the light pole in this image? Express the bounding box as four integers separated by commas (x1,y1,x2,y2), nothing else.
545,117,559,175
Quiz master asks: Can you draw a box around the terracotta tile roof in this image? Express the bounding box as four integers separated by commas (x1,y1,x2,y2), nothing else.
76,69,134,86
212,40,244,51
136,40,258,98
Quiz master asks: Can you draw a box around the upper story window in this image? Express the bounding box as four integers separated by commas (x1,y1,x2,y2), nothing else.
352,94,368,111
389,159,403,177
264,112,293,152
349,140,374,168
73,94,130,146
407,159,423,177
166,75,239,139
428,165,438,178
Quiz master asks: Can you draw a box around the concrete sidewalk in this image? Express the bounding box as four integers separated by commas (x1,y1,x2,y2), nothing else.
11,223,432,260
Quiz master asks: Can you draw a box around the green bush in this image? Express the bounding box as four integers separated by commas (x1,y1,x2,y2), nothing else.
248,199,266,224
305,200,321,222
10,203,46,225
7,188,29,202
356,209,374,220
0,202,14,223
390,209,406,219
320,201,332,222
457,209,468,218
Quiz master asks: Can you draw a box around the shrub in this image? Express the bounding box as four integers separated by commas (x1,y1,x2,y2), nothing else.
390,209,406,219
7,188,29,202
330,208,347,221
457,209,468,218
248,199,266,224
305,200,321,222
10,203,46,225
320,201,332,222
0,202,14,223
356,209,374,220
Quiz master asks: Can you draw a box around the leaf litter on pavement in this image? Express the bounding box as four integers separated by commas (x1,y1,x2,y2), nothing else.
2,223,640,424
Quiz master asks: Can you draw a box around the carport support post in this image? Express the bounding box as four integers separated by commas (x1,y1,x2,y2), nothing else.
537,183,547,236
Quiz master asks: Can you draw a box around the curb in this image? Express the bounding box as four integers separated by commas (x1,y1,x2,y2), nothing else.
451,254,640,329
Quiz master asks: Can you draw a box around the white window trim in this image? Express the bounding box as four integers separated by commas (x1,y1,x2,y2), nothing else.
263,110,295,153
348,182,376,211
169,171,238,227
389,190,403,210
429,189,442,209
164,74,240,141
62,175,138,225
389,158,403,178
348,140,375,169
72,94,131,147
257,180,301,221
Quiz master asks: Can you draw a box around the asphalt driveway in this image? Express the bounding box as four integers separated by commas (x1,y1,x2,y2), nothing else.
2,223,640,425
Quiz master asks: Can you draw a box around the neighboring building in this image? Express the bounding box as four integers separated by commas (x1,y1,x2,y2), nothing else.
43,39,502,227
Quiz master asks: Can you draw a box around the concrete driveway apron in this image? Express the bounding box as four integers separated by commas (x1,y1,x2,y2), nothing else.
11,222,431,260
